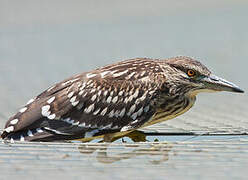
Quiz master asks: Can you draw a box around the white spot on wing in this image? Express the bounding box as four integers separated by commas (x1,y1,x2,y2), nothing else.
118,91,124,96
93,108,101,115
72,101,79,107
103,90,108,96
100,71,110,78
101,123,113,129
79,90,84,96
68,92,74,98
4,126,14,133
80,82,86,90
91,124,98,128
137,107,143,116
26,98,35,105
91,94,97,102
106,96,112,103
90,88,96,93
20,135,25,142
87,80,93,85
36,128,43,133
112,96,118,103
149,90,155,95
86,73,97,78
133,89,139,98
144,105,150,112
48,114,56,120
47,96,55,104
140,71,146,76
112,70,129,77
124,97,129,104
70,96,77,103
62,118,74,125
114,110,120,117
126,72,136,79
27,130,34,137
62,78,79,86
47,85,56,92
127,96,133,103
97,90,102,96
100,107,108,116
78,122,86,127
127,104,136,116
131,120,139,124
112,125,119,129
108,110,115,118
72,121,80,126
139,93,147,102
131,112,138,120
119,108,126,117
44,127,71,135
41,105,51,117
84,104,95,113
19,107,27,113
77,82,82,88
109,70,118,74
85,129,99,138
10,119,18,125
121,126,131,132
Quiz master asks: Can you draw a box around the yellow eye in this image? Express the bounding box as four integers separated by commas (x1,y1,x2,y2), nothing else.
187,69,196,77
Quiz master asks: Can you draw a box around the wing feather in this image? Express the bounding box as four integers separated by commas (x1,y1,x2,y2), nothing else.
2,58,163,141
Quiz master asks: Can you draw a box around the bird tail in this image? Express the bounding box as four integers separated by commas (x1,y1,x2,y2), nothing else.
1,128,61,142
1,127,88,142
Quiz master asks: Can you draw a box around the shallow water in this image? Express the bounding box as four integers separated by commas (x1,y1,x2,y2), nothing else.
0,0,248,179
1,136,248,180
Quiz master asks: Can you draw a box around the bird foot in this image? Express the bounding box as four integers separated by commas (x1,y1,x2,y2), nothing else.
126,130,148,142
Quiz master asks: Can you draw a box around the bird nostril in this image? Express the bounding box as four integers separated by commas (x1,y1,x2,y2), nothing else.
209,75,219,82
211,78,218,82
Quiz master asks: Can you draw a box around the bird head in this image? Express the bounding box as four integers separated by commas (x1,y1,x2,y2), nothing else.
164,56,244,97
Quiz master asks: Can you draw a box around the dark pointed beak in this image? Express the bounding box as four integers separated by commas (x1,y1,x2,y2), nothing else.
201,74,244,93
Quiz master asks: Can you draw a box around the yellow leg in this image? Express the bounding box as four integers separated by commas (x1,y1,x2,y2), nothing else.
76,130,148,143
126,130,147,142
102,130,147,142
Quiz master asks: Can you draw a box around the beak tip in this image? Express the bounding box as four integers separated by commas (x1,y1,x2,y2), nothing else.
204,75,244,93
233,88,244,93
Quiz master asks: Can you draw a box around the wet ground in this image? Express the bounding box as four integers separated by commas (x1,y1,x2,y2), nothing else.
0,0,248,179
1,136,248,180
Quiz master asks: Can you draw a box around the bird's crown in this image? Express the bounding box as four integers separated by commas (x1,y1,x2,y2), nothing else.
165,56,211,78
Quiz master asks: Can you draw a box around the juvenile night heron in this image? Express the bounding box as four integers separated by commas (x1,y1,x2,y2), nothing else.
1,56,244,142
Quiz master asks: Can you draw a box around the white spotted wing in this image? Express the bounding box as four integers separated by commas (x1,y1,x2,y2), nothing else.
3,58,163,140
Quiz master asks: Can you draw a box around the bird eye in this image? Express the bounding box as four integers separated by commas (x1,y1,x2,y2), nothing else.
187,69,196,77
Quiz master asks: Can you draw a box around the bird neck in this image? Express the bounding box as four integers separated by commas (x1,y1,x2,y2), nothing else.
146,94,196,127
156,94,195,112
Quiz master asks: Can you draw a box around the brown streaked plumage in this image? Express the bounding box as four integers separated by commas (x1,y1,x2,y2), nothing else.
1,56,244,142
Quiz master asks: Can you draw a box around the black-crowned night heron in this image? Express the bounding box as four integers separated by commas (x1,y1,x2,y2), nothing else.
1,56,244,142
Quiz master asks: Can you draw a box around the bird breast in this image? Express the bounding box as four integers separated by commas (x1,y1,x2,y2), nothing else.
143,95,196,127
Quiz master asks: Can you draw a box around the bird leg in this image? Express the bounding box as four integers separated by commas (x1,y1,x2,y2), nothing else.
126,130,147,142
103,130,148,142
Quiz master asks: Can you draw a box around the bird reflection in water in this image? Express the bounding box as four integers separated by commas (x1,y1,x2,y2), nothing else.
78,130,174,164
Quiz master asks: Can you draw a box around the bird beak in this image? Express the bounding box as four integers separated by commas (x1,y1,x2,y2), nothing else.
201,74,244,93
